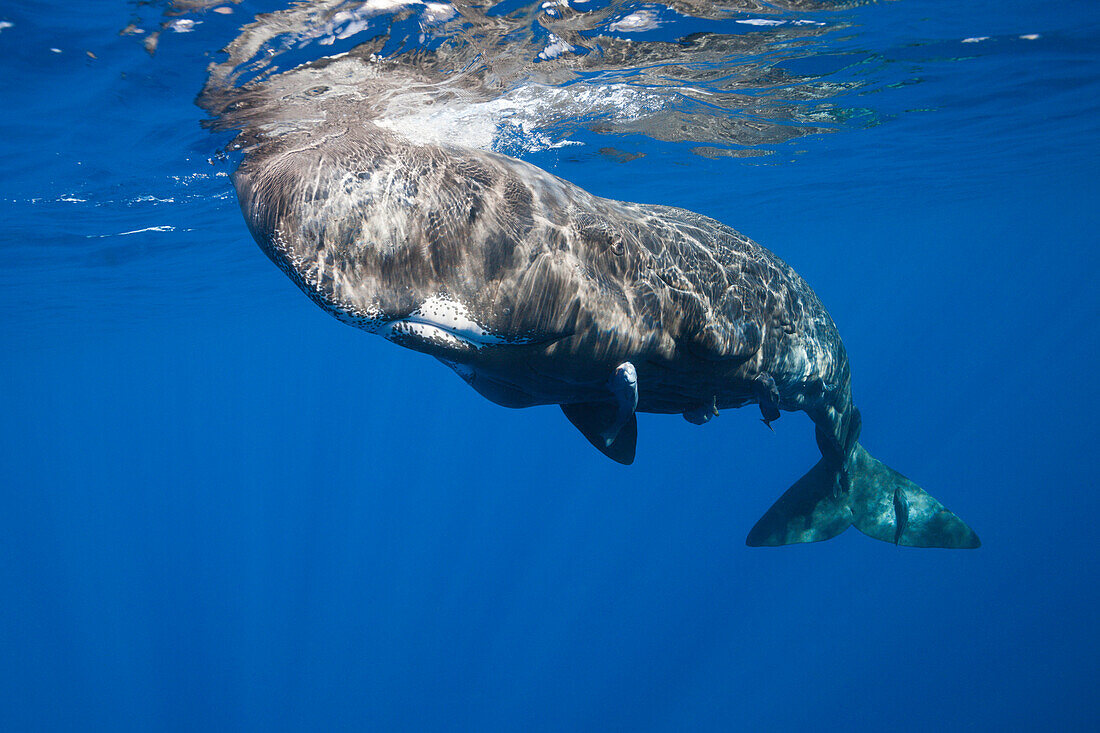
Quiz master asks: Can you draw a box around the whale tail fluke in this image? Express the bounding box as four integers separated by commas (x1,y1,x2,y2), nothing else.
746,443,980,549
744,456,852,546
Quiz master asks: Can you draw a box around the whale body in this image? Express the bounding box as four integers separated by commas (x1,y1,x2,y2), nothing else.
233,122,980,549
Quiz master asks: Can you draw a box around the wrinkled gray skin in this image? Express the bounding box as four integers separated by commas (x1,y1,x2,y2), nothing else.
234,122,980,549
237,124,855,447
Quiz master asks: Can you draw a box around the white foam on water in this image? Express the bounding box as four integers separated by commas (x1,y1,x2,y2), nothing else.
87,225,178,238
737,19,784,27
422,2,455,24
609,10,661,33
538,34,573,60
374,80,664,153
314,1,455,45
170,19,199,33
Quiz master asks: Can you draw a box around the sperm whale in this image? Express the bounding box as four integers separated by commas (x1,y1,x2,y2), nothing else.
205,2,979,548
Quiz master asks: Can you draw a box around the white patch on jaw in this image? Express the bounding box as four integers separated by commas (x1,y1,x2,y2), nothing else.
379,294,535,349
382,320,472,350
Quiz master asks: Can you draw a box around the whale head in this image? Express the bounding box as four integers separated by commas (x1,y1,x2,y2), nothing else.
232,126,595,362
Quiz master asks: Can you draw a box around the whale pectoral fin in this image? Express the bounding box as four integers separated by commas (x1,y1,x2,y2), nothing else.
561,403,637,465
746,458,853,546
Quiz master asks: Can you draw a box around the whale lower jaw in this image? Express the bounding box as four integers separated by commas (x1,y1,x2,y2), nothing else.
380,318,486,353
375,293,544,355
378,315,545,356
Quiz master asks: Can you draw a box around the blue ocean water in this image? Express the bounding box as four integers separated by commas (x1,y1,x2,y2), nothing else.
1,1,1098,730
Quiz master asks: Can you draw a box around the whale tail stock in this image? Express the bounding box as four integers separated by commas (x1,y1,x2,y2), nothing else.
745,441,981,549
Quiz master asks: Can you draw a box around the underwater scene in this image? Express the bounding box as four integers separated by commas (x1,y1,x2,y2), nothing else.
1,1,1098,730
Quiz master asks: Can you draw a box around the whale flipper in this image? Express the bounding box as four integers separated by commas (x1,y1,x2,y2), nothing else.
561,403,638,465
561,361,639,464
747,443,980,548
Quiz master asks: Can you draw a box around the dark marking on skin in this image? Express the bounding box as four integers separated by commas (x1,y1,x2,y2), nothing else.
893,487,910,545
